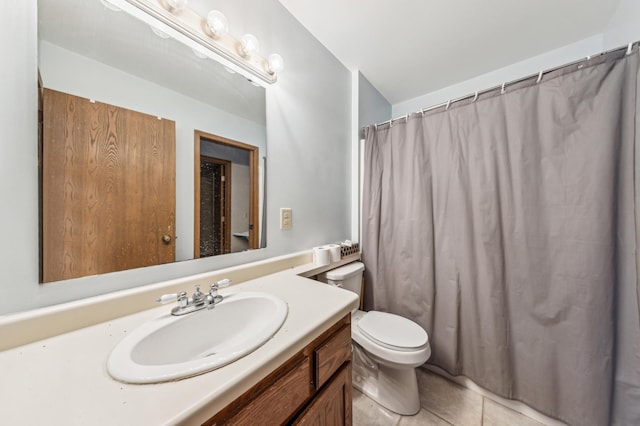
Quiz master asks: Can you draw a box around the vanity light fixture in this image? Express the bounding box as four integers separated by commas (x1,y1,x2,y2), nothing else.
103,0,284,86
239,34,259,57
163,0,188,13
206,10,228,38
267,54,285,75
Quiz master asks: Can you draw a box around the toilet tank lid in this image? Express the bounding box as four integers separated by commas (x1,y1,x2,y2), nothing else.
325,262,365,280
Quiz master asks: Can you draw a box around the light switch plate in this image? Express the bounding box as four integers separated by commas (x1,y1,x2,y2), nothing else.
280,208,292,230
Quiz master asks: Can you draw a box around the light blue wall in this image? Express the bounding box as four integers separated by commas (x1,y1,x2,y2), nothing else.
358,72,391,135
0,1,39,314
0,0,352,314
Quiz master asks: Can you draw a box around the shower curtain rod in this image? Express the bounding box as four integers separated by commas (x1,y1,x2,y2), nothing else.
367,40,638,130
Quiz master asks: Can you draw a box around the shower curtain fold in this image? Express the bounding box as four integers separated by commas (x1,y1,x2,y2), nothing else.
362,49,640,426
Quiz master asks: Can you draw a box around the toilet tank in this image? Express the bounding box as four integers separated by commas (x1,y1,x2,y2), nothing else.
317,262,365,297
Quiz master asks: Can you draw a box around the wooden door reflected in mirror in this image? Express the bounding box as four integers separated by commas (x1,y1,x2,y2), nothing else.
41,89,176,282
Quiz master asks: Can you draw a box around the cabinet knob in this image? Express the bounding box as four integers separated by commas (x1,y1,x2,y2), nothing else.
162,234,172,244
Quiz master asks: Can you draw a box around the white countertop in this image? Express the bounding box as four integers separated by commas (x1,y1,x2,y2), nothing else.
0,266,359,425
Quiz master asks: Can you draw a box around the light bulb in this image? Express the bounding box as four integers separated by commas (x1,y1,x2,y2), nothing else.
267,53,284,75
165,0,188,12
240,34,259,57
206,10,228,37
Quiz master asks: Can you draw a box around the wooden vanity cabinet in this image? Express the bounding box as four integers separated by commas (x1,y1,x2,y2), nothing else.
204,314,352,426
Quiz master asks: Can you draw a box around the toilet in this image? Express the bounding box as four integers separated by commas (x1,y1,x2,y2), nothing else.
317,261,431,415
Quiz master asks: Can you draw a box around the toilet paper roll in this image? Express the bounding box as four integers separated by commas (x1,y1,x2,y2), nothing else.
313,246,331,266
327,244,341,263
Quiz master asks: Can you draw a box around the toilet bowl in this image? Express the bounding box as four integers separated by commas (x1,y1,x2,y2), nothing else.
317,262,431,415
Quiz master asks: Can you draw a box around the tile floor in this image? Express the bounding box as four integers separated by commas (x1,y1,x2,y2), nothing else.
353,368,547,426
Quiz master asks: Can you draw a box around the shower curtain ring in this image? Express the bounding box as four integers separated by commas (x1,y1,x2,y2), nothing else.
446,99,451,110
472,91,478,102
501,82,506,94
536,71,543,84
627,42,633,55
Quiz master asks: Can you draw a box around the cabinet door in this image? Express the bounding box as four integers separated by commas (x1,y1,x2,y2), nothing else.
220,357,311,426
294,363,352,426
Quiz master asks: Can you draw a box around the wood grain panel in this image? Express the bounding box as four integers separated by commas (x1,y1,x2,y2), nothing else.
294,363,353,426
202,315,352,425
42,89,175,282
314,325,352,390
205,355,312,426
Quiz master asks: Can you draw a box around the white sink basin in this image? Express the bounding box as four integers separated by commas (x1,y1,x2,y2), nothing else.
107,291,288,384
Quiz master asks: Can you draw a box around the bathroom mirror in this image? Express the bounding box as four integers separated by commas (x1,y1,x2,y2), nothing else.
38,0,267,283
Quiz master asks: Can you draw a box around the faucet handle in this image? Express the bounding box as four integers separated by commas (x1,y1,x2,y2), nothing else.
156,291,187,305
209,279,231,294
208,279,231,305
157,293,179,304
212,278,231,289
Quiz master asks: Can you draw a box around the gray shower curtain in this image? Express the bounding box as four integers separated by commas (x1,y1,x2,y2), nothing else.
362,48,640,426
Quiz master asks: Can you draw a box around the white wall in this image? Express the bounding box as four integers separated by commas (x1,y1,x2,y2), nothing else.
39,42,266,262
230,163,250,253
392,35,604,117
0,0,352,314
603,0,640,49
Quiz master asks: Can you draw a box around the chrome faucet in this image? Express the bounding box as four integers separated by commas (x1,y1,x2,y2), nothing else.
157,279,231,316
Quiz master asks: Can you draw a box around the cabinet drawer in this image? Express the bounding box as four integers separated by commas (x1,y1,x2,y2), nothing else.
314,324,351,389
224,356,312,426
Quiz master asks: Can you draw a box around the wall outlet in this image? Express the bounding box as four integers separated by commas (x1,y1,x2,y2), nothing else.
280,208,292,230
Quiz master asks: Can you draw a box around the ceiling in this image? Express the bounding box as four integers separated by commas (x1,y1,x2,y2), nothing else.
278,0,622,105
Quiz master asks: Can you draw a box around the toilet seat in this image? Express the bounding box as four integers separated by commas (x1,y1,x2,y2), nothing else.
357,311,429,351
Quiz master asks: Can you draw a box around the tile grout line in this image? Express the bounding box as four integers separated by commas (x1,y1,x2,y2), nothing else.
422,408,456,426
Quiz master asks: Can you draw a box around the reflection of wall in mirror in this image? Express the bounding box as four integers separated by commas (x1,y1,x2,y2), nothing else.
38,41,266,263
231,163,250,252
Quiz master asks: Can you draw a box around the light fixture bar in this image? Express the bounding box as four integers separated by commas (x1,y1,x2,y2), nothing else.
106,0,277,86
